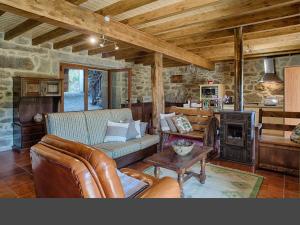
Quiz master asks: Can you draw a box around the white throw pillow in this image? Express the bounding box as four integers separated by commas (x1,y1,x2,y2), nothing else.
104,121,129,143
160,113,176,132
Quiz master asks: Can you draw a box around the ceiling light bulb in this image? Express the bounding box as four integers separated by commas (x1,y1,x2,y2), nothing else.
89,36,97,44
99,43,105,48
114,44,119,50
104,16,110,23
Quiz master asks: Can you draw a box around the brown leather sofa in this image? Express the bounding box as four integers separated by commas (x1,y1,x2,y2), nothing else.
30,135,180,198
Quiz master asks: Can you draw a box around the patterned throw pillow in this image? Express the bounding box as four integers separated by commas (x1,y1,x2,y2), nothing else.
291,123,300,144
160,113,176,132
104,121,129,143
172,115,193,134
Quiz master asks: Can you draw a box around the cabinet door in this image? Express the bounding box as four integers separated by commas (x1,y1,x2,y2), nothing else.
41,80,61,96
22,79,41,97
285,67,300,138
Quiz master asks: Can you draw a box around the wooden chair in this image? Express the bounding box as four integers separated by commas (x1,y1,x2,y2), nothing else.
256,109,300,176
161,107,218,156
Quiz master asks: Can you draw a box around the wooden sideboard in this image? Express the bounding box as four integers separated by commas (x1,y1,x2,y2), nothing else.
13,77,62,152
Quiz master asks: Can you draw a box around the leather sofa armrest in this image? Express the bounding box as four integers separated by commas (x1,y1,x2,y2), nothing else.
120,168,157,186
139,177,180,198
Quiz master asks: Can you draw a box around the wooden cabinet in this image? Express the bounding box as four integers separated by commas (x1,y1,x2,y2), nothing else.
21,78,61,97
284,67,300,138
13,77,62,152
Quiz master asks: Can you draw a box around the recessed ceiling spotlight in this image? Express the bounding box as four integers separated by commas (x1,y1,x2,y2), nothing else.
89,36,98,44
104,16,110,23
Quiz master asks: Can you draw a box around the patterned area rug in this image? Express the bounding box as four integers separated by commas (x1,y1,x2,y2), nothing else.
145,164,263,198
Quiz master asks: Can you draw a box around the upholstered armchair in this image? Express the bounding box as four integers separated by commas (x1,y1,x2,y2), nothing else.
30,135,180,198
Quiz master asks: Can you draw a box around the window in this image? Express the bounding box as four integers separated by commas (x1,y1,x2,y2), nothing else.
60,64,131,112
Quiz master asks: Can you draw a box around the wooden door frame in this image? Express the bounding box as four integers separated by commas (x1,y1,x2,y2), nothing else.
60,63,132,112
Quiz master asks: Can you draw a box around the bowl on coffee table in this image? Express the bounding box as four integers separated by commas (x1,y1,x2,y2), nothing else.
171,139,195,156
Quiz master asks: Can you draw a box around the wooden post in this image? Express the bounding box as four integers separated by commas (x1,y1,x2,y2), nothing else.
151,52,164,133
234,26,244,111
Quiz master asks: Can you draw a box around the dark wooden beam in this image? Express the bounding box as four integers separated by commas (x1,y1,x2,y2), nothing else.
0,10,5,16
4,19,42,40
234,27,244,111
32,28,71,45
151,52,164,133
53,34,87,49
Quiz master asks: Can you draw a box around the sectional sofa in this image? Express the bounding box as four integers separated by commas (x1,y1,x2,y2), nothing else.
45,108,159,168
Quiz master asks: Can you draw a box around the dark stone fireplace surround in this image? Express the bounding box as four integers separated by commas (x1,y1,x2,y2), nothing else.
220,111,256,164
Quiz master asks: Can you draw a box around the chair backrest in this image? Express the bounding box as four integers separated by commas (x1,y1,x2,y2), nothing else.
167,107,214,132
31,135,125,198
259,109,300,133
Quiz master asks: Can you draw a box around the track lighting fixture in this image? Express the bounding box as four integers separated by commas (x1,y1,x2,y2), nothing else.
88,33,120,51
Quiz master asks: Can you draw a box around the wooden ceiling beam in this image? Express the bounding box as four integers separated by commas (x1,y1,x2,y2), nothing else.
102,48,150,60
182,25,300,50
96,0,158,16
3,0,87,41
0,10,5,16
4,19,42,40
122,0,219,26
53,34,87,49
172,16,300,46
158,2,300,40
32,28,72,45
0,0,213,69
192,34,300,61
142,0,297,35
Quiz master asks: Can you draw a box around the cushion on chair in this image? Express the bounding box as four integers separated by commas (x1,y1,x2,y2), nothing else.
47,112,90,145
93,139,141,159
172,115,193,134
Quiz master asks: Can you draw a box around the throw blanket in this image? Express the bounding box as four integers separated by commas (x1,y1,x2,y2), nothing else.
291,123,300,144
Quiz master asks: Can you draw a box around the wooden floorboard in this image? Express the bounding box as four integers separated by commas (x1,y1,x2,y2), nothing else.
0,149,298,198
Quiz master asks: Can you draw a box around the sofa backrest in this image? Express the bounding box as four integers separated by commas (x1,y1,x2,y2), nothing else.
46,111,90,145
46,108,133,145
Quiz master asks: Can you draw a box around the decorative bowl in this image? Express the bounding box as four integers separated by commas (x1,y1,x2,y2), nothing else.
171,140,195,156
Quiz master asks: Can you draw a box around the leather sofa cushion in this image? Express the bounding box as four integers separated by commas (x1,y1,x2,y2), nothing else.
93,139,141,159
47,112,90,145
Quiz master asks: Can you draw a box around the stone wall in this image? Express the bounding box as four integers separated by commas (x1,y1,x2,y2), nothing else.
131,54,300,105
0,33,130,152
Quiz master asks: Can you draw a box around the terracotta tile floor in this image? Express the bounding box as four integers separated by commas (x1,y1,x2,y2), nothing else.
0,149,299,198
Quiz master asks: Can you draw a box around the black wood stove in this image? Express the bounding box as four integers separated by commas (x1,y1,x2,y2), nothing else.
220,111,255,164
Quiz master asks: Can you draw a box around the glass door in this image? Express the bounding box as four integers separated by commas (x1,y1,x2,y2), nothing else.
88,69,108,110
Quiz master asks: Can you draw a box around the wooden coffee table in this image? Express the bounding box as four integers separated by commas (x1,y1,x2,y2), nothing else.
144,146,213,198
